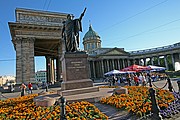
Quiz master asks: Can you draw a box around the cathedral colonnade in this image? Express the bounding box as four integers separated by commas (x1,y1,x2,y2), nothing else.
139,53,180,71
88,52,180,79
89,58,135,79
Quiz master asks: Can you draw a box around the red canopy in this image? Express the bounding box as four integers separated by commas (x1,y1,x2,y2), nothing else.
121,64,149,72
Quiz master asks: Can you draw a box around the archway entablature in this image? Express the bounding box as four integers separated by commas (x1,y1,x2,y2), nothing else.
9,22,63,40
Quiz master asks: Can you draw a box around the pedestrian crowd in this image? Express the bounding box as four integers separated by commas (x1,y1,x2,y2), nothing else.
103,72,168,87
19,82,33,96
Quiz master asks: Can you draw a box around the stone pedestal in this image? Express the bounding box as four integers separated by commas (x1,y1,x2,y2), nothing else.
34,96,56,107
113,87,128,95
61,52,93,90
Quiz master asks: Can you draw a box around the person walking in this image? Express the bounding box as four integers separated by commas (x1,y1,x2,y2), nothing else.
10,84,14,92
112,75,117,86
28,82,33,94
126,74,131,86
142,73,146,86
134,75,139,86
20,83,26,97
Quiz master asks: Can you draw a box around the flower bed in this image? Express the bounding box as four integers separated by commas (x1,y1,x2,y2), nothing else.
100,86,175,117
0,94,108,120
66,101,108,120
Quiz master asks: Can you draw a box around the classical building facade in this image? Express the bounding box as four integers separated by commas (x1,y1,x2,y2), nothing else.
83,25,180,79
9,8,180,83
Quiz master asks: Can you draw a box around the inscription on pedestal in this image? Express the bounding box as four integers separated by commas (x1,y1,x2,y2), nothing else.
68,61,86,72
62,52,90,81
61,52,93,90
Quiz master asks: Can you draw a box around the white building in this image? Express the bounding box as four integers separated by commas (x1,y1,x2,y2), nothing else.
35,70,47,83
0,75,16,86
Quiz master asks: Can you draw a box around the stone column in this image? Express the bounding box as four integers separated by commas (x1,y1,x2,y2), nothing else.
107,59,110,71
134,59,137,65
46,56,51,83
143,58,146,66
112,59,115,69
151,57,154,65
92,61,96,78
28,37,35,83
101,60,104,76
122,59,125,68
99,61,102,77
96,61,99,78
133,59,135,65
128,59,130,66
171,54,175,70
138,59,141,65
14,37,35,84
88,61,92,78
14,37,23,84
56,43,61,82
164,55,169,70
158,57,160,66
51,58,55,84
56,57,61,82
117,59,120,69
21,38,28,83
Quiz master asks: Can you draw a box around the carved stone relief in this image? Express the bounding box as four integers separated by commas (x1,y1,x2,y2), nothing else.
17,13,66,26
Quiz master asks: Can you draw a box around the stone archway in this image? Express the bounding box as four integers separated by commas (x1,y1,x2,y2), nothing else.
9,8,68,84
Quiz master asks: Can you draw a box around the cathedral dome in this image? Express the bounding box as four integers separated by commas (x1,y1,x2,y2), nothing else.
83,24,101,52
83,25,100,41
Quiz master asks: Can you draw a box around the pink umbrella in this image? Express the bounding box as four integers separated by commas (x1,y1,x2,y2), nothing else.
121,64,148,72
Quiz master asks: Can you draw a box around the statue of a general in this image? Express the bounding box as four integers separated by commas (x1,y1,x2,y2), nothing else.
62,8,86,52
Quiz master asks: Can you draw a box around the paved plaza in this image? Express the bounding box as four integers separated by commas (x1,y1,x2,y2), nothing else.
1,78,180,120
1,78,180,100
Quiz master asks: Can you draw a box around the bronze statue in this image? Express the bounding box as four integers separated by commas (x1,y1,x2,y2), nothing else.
62,8,86,52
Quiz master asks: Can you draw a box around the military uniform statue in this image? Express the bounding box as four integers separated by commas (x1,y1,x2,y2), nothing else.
62,8,86,52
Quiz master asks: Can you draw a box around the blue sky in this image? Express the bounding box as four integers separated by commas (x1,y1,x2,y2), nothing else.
0,0,180,76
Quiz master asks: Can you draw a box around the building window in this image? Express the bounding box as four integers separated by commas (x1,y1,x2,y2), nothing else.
86,44,88,49
98,43,101,48
92,43,95,49
87,43,90,49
